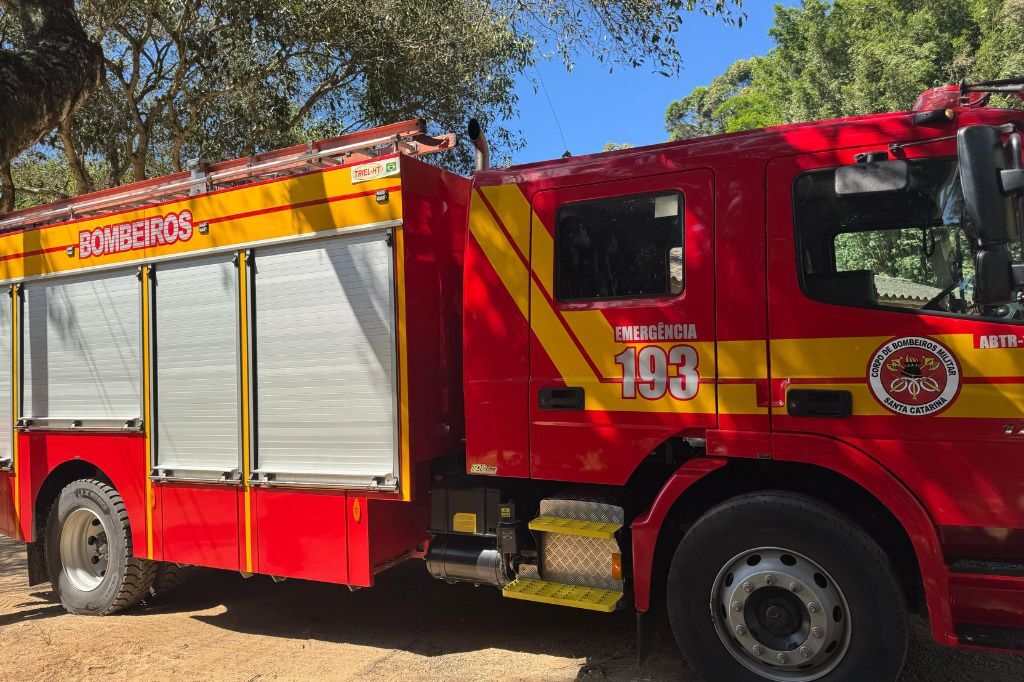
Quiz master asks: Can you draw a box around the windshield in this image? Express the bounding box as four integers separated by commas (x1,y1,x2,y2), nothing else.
795,158,1023,321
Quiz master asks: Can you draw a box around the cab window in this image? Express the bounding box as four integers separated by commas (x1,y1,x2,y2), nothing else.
555,192,683,301
794,158,1023,322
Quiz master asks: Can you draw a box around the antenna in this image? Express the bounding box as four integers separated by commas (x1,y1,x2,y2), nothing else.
534,65,571,158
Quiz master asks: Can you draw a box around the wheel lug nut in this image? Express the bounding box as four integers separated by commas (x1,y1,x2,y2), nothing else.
731,601,743,612
764,574,777,585
799,646,812,659
752,644,764,656
777,653,789,664
807,601,820,614
811,626,824,638
789,581,801,592
734,625,747,636
742,581,754,593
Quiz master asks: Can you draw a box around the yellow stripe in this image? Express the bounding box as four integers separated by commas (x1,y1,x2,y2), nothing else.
10,284,19,540
141,266,155,559
719,340,768,379
479,185,531,257
395,227,412,501
468,193,529,316
238,251,253,573
718,383,766,416
773,334,1024,419
0,173,402,281
771,334,1024,380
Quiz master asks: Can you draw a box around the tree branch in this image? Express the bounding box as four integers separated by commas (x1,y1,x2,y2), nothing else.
0,0,104,167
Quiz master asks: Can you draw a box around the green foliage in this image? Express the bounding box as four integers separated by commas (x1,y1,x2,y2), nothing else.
3,0,743,209
666,0,1024,139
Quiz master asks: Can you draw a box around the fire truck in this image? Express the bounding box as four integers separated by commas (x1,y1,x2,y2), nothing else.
0,79,1023,681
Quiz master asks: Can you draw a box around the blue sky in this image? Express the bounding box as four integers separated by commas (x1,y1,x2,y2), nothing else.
508,2,798,164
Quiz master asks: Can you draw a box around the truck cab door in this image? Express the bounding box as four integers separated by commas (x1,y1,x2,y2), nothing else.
766,150,1024,548
528,171,716,484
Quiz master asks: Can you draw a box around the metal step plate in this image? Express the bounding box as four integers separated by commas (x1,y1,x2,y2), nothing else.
502,578,622,613
528,516,622,539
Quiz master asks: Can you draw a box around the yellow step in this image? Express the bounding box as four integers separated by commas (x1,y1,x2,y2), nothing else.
502,578,622,613
528,516,621,539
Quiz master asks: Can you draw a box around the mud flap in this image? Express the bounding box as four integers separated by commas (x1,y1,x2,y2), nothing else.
636,602,668,665
26,539,47,587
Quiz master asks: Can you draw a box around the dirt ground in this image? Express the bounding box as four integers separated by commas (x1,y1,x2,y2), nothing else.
0,537,1021,681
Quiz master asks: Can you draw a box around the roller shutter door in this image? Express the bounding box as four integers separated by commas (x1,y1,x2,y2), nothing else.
23,270,141,422
155,254,240,477
253,231,397,487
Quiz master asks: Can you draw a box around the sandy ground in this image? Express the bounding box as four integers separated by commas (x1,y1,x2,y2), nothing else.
0,536,1022,681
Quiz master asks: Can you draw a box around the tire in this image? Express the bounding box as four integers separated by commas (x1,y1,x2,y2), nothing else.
45,478,156,615
667,491,908,682
148,562,190,602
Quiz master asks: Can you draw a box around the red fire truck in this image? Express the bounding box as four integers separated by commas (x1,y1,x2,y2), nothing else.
0,79,1023,681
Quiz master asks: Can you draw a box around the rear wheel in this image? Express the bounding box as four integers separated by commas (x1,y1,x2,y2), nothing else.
148,562,190,602
45,478,155,615
667,492,908,681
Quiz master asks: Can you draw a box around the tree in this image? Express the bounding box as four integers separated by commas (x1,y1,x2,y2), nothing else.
3,0,744,210
665,0,1024,138
0,0,102,210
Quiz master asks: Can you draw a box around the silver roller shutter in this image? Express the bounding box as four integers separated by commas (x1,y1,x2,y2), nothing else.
253,230,397,488
0,292,11,467
155,254,240,477
23,270,141,422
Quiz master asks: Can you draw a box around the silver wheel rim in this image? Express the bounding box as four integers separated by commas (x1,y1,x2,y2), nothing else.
60,508,110,592
711,547,852,681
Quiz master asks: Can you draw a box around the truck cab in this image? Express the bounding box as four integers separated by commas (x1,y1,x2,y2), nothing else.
452,82,1024,679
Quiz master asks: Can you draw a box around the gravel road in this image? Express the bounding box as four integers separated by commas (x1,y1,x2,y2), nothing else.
0,536,1021,681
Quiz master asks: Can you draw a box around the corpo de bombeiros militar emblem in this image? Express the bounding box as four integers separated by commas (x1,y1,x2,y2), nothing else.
867,336,961,416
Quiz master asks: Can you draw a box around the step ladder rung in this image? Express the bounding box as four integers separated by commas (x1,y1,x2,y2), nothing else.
502,578,622,612
527,516,621,539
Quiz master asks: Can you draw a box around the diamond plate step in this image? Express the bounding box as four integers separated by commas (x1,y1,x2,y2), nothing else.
528,516,621,539
502,578,622,612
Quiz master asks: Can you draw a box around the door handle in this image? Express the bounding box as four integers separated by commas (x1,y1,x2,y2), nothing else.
787,389,852,418
538,387,585,410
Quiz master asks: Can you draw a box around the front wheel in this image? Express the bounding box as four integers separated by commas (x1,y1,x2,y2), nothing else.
45,478,156,615
667,491,908,681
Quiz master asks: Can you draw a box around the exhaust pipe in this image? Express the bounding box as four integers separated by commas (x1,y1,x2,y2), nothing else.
468,118,489,172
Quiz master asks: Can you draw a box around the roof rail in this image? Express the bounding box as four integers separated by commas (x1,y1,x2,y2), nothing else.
0,119,455,234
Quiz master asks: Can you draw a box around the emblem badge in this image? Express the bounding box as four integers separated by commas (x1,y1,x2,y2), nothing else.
867,336,960,416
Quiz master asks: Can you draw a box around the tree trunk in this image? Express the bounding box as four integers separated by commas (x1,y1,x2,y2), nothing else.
58,119,93,195
105,142,123,188
0,162,14,213
0,0,104,167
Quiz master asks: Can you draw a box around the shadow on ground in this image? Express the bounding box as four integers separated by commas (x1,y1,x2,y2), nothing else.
1,536,1022,681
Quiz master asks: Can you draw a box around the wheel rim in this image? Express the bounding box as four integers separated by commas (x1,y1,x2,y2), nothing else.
60,508,110,592
710,547,852,681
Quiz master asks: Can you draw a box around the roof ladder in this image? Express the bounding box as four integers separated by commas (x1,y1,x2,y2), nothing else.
0,119,455,234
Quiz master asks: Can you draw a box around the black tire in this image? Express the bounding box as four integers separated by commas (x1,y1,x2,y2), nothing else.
667,491,908,682
45,478,156,615
148,562,190,602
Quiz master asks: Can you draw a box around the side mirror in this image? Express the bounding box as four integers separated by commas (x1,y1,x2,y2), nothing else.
958,125,1020,305
975,246,1014,305
957,126,1015,246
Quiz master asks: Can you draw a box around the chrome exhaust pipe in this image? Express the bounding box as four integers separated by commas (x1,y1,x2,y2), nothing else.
468,118,489,172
